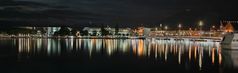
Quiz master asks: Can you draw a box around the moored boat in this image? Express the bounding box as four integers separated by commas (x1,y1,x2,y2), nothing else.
221,32,238,49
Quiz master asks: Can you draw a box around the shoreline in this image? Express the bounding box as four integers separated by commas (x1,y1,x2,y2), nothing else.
0,36,223,41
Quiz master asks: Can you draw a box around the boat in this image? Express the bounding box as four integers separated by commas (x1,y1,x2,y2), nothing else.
221,32,238,49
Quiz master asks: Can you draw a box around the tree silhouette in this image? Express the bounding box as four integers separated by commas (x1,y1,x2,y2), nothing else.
115,24,119,35
101,25,109,36
54,27,70,36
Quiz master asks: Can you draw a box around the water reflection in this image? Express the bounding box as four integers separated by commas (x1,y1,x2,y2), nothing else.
222,49,238,68
16,38,226,69
18,38,61,56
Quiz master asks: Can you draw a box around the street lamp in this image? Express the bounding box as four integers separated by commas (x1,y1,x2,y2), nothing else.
160,24,163,30
165,26,168,30
212,25,215,37
178,24,182,36
165,26,168,36
212,25,215,31
212,25,215,29
199,21,203,30
198,21,203,36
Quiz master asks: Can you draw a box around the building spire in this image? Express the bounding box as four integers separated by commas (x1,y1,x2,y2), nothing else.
220,20,224,31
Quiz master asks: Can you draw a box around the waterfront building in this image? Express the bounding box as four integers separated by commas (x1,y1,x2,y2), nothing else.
83,27,101,36
45,27,61,36
143,28,152,36
83,27,131,36
136,27,144,36
108,28,131,36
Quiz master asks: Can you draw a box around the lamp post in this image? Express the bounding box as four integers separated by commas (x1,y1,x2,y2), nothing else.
165,26,168,36
212,25,215,37
189,28,192,36
160,24,163,30
165,26,168,30
178,24,182,36
199,21,203,37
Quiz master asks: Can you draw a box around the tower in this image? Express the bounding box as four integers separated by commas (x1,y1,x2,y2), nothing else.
219,21,225,32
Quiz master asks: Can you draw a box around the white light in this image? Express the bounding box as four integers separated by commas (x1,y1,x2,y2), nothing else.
212,25,215,28
178,24,182,28
165,26,168,30
199,21,203,26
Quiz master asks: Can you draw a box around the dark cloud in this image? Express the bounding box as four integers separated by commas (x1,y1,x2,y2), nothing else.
0,0,238,28
0,0,104,27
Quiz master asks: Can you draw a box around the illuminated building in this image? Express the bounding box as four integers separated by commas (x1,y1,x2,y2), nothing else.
83,27,131,36
106,27,131,36
143,27,151,36
83,27,101,36
136,27,144,36
45,27,61,36
116,28,131,36
224,22,234,32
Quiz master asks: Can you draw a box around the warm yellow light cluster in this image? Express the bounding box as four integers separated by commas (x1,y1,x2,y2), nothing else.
224,22,234,32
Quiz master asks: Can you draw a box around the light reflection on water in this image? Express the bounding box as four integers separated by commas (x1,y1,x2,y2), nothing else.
2,37,238,73
15,38,226,69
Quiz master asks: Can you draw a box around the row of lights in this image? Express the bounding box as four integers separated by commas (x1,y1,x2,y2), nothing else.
160,21,204,30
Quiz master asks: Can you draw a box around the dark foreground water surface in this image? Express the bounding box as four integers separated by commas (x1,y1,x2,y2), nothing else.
0,38,238,73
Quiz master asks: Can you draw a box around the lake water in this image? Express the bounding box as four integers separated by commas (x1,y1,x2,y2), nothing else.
0,38,237,73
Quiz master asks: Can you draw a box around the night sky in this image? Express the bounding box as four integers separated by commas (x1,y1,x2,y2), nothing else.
1,0,238,28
